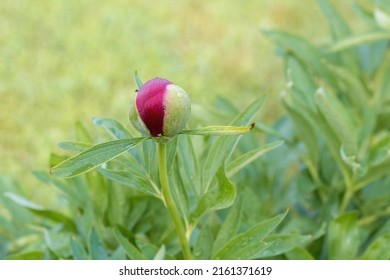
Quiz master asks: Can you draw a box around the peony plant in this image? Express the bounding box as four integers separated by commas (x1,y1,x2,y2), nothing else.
50,72,260,259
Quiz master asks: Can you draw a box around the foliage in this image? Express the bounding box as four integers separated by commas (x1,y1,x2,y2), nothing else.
1,0,390,260
263,0,390,259
1,96,285,260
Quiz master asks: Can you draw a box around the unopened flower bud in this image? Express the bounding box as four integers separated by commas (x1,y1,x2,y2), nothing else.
129,78,191,140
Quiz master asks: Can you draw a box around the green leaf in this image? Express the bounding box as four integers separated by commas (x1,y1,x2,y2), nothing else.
4,234,40,253
30,210,76,233
142,138,159,183
227,140,284,176
89,228,109,260
379,54,390,98
75,121,93,143
166,135,179,170
93,117,133,139
153,245,166,260
110,247,126,260
84,169,107,218
49,153,68,168
318,0,351,40
202,96,264,191
5,192,77,232
176,135,200,198
193,225,214,260
170,157,191,224
328,32,390,53
134,70,143,90
375,0,390,12
285,55,317,111
58,141,92,152
212,211,287,260
353,3,377,26
230,97,264,126
361,233,390,260
318,0,359,73
171,136,197,222
327,211,360,259
5,192,42,209
114,230,147,260
126,200,149,231
220,241,271,260
105,184,130,227
135,239,161,260
285,247,315,260
191,165,236,222
375,6,390,30
263,30,330,80
215,95,239,115
257,234,311,258
44,230,72,259
181,124,254,136
5,251,44,260
315,88,357,156
323,61,369,113
50,138,147,178
98,168,160,198
283,96,319,166
70,238,89,260
286,90,346,178
254,122,287,140
33,171,87,208
212,200,243,254
356,158,390,189
111,150,145,174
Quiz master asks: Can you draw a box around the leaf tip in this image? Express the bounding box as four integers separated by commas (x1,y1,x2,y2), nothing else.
49,168,61,177
134,70,143,90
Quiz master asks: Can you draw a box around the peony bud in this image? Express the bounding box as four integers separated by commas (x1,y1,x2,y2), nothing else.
129,78,191,140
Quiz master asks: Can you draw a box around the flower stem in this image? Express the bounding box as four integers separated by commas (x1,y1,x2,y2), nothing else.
158,143,192,260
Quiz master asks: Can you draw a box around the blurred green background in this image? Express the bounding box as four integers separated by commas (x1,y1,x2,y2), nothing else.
1,0,362,190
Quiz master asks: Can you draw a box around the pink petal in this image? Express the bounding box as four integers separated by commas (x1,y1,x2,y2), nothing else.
136,78,172,137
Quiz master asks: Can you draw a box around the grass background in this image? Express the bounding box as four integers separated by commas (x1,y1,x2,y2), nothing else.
1,0,363,195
